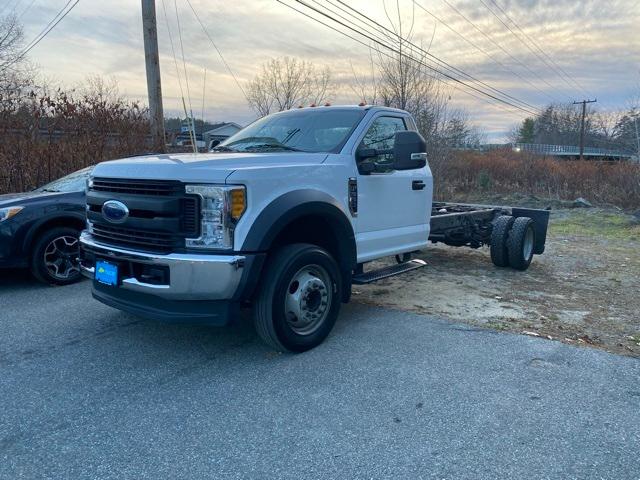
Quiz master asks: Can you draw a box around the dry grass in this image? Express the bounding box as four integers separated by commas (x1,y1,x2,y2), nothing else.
432,150,640,210
1,97,639,211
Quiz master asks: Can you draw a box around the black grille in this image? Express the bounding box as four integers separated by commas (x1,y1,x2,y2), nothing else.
180,197,199,235
92,178,183,196
92,225,178,253
87,178,200,253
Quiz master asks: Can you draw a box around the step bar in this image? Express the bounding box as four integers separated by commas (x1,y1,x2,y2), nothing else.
352,259,426,285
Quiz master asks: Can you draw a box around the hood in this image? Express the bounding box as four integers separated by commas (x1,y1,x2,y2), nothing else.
0,191,66,207
91,152,329,183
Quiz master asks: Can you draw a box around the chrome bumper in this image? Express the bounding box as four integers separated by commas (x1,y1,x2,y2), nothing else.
79,233,245,301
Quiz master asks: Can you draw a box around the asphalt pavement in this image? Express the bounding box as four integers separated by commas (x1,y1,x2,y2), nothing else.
1,272,639,480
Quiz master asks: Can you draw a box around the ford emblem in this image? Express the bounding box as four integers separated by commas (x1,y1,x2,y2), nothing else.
102,200,129,224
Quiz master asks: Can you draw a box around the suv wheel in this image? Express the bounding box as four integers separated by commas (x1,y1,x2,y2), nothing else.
31,227,82,285
254,243,342,352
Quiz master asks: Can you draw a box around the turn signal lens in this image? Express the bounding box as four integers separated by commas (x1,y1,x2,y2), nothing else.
0,206,24,222
230,188,246,220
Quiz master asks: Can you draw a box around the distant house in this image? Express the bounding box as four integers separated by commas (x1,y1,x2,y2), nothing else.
203,122,243,147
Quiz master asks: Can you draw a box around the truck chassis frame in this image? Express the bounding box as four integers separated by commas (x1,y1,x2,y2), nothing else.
429,202,550,255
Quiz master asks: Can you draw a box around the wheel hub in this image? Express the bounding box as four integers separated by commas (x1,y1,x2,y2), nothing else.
285,267,331,335
44,235,80,280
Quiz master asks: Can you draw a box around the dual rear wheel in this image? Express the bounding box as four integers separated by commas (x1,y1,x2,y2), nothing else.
490,215,536,271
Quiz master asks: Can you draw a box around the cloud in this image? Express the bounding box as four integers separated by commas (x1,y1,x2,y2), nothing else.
17,0,640,140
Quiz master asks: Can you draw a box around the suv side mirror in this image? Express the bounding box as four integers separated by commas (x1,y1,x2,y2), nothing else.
393,131,427,170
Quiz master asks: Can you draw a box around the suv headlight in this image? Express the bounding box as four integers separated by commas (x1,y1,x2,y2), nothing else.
185,184,246,250
0,206,24,222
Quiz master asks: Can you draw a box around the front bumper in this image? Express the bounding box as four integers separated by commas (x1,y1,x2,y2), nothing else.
80,232,245,301
80,233,264,325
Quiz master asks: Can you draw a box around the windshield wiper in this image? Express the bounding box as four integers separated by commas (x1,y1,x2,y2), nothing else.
242,143,301,152
282,128,301,145
211,145,238,152
40,188,59,193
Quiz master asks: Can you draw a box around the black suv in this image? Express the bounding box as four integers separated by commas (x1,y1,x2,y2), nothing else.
0,167,90,285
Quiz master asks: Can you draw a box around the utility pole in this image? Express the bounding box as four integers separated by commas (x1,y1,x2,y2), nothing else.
634,114,640,160
142,0,165,153
573,99,597,160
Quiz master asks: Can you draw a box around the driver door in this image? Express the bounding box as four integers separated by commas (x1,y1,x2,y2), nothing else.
354,114,430,263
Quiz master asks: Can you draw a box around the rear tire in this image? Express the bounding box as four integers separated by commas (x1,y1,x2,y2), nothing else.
253,243,342,353
31,227,82,285
507,217,536,271
490,215,514,267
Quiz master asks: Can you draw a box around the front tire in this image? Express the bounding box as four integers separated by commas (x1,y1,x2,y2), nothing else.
254,243,342,352
31,227,82,285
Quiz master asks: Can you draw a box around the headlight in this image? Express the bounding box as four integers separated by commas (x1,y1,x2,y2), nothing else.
0,206,24,222
185,184,246,250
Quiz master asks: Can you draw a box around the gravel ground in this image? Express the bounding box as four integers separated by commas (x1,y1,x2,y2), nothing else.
355,207,640,357
1,277,640,479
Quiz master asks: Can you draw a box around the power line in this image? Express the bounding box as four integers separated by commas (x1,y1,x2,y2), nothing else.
17,0,35,19
183,0,248,102
330,0,542,112
160,0,196,152
478,0,587,97
275,0,508,114
438,0,573,102
410,0,559,104
277,0,539,117
173,0,196,152
485,0,585,94
292,0,541,115
1,0,80,71
0,0,19,16
285,0,539,116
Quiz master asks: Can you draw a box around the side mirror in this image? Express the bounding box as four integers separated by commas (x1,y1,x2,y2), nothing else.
393,131,427,170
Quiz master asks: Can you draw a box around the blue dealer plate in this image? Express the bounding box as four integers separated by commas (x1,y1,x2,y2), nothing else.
95,260,118,286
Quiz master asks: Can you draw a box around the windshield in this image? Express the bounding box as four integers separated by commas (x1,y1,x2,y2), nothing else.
34,167,92,193
218,109,366,153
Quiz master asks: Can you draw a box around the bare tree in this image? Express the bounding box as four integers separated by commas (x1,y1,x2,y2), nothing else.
354,2,478,156
247,56,334,117
348,50,379,105
0,14,34,104
0,14,23,71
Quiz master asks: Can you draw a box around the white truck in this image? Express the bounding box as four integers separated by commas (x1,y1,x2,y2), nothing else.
80,105,549,352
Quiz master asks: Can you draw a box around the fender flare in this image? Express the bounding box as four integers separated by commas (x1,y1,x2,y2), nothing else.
22,212,85,253
240,190,356,300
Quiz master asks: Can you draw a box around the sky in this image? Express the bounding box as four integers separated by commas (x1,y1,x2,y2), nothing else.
6,0,640,141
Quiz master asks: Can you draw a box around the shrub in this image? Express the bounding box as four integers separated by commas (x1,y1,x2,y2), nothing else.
432,150,640,209
0,84,150,193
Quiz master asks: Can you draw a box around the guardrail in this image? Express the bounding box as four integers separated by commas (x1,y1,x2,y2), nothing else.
511,143,633,157
481,143,636,160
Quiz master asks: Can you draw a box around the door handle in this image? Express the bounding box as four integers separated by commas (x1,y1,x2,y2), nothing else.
412,180,426,190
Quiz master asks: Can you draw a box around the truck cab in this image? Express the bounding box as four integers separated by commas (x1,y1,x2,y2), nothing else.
80,105,432,351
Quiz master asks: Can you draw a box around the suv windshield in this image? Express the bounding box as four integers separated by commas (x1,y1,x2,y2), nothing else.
218,109,366,153
34,167,92,193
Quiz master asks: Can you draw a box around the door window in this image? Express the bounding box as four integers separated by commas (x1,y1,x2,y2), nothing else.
358,116,406,172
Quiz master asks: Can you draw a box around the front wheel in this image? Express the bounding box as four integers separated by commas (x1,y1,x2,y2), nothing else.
253,243,342,352
31,227,82,285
